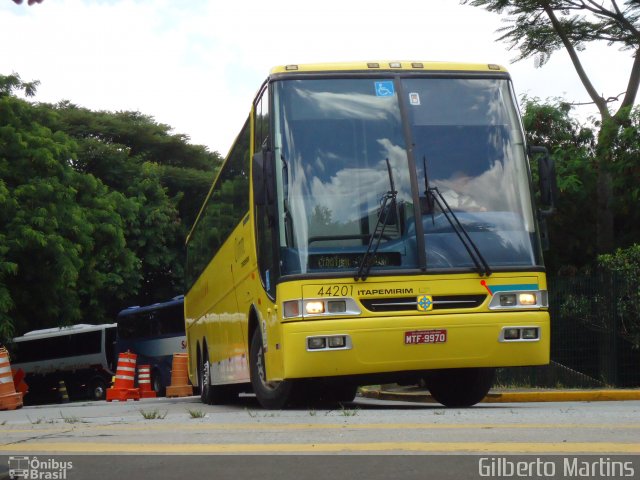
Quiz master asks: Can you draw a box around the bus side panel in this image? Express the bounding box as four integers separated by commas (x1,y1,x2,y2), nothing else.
186,222,247,386
230,215,255,383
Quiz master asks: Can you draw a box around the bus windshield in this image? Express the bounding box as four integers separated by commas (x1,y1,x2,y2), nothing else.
272,76,541,276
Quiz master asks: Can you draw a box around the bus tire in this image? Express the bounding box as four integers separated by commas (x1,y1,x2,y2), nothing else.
152,369,165,397
200,354,214,405
249,328,294,409
423,367,495,407
200,350,236,405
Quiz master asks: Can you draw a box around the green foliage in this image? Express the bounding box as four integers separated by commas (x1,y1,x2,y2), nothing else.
521,98,597,271
0,73,221,342
461,1,640,65
599,245,640,348
464,0,640,253
599,244,640,276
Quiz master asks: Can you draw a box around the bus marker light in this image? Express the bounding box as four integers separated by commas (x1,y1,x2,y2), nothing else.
503,328,520,340
327,300,346,313
285,65,298,71
411,63,424,68
328,336,346,348
308,337,326,350
389,62,402,68
367,63,380,68
305,301,325,315
283,300,301,318
518,293,537,305
522,328,539,340
499,293,517,307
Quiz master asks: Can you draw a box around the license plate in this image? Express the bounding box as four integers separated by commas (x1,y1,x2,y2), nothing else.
404,329,447,345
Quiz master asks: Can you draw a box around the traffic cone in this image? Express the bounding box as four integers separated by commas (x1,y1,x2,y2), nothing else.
165,353,193,398
12,368,29,397
137,365,156,398
106,351,141,402
57,380,70,403
0,347,23,411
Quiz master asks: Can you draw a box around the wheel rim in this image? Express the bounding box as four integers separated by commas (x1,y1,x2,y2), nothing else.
203,360,210,388
153,375,161,393
94,385,104,399
256,343,279,391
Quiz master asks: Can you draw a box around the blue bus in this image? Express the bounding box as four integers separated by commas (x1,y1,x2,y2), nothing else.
115,296,186,396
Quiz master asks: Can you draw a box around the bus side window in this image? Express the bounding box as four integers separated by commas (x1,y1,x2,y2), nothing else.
254,88,276,298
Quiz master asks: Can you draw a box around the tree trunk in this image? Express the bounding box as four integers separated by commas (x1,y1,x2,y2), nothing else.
596,168,614,254
595,118,619,254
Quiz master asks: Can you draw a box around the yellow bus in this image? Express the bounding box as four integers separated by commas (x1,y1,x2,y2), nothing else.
185,61,556,408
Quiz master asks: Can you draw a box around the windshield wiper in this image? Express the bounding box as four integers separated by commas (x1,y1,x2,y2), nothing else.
421,156,491,276
355,158,397,281
426,185,492,277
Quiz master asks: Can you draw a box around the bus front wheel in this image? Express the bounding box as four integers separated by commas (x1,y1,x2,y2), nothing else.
250,329,294,409
422,367,495,407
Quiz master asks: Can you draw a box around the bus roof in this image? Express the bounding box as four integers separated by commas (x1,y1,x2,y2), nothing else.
13,323,117,342
269,61,507,75
116,295,184,318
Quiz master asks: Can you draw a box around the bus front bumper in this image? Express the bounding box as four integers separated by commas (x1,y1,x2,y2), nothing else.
280,311,549,379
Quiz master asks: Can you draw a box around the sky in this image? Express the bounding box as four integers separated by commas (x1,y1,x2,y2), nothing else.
0,0,633,156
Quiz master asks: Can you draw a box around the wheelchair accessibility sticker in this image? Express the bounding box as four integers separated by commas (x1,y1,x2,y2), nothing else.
375,81,394,97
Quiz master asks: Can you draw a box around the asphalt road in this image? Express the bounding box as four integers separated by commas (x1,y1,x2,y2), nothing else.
1,395,639,479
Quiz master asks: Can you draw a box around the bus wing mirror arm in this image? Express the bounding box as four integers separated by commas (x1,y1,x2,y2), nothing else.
530,146,558,216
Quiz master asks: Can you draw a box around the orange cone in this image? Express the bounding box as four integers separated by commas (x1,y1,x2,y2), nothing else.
12,368,29,397
137,365,156,398
106,351,141,402
0,347,23,411
165,353,193,398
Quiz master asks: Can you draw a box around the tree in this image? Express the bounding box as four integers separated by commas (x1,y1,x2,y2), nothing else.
0,74,139,340
45,103,220,305
462,0,640,253
0,73,220,341
522,98,597,271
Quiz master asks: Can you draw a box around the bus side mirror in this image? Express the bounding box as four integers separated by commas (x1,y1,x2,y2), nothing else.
530,146,558,216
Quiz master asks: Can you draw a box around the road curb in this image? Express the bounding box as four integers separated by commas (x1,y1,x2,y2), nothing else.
359,387,640,404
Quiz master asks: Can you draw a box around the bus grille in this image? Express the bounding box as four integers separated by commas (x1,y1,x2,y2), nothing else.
360,295,487,312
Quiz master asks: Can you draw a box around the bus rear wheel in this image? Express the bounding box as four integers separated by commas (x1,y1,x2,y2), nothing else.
200,349,237,405
250,329,294,409
422,367,495,407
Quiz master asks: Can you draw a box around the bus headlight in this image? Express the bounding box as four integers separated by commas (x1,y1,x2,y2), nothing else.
518,293,537,305
489,290,547,310
283,298,361,319
305,301,325,315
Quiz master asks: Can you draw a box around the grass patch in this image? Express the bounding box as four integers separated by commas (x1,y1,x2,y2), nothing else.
187,409,205,419
139,409,167,420
60,411,83,424
339,405,359,417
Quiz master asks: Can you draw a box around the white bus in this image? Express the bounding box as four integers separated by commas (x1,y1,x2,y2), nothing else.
10,323,117,403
